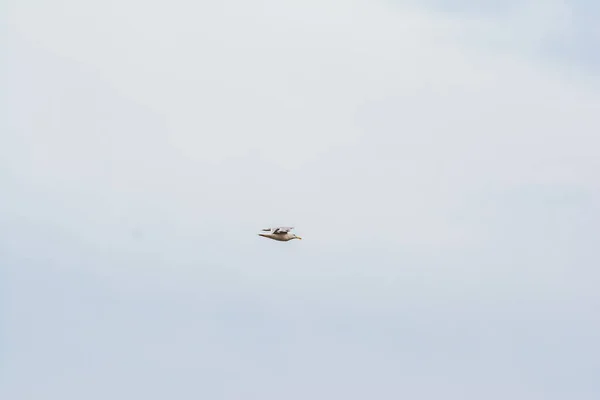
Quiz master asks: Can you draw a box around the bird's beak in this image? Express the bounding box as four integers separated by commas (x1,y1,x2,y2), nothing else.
296,236,302,240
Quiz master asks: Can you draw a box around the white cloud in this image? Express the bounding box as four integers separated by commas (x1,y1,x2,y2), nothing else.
3,2,600,399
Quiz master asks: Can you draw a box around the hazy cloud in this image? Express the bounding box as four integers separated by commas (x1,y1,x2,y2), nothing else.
2,1,599,399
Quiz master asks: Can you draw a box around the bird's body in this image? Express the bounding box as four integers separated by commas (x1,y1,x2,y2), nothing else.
258,227,302,242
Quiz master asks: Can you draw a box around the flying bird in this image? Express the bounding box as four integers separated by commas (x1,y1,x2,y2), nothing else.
258,226,302,242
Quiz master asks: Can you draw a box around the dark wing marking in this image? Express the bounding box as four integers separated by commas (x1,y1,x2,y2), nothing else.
273,227,294,234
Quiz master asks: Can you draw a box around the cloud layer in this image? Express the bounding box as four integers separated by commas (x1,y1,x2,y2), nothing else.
2,1,599,399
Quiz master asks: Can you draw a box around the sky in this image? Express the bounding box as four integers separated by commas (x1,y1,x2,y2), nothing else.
1,0,599,399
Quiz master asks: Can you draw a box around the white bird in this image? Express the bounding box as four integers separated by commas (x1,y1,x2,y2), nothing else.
258,226,302,242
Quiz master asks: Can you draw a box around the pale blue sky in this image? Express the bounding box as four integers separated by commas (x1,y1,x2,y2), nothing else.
2,1,599,399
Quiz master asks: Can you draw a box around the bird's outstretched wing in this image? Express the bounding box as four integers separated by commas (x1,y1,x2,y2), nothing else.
261,226,294,234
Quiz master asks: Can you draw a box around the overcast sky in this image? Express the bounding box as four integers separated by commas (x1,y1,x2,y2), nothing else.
2,1,599,399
